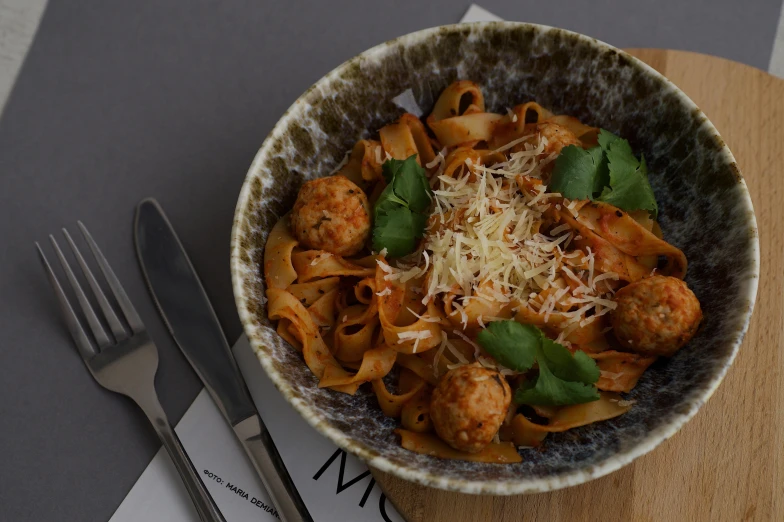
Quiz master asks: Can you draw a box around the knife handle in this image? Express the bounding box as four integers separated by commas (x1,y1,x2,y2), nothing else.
234,415,314,522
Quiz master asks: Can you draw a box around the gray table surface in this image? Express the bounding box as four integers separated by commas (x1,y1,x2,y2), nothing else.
1,1,782,521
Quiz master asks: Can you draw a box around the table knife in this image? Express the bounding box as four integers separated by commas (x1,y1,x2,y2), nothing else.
134,198,312,522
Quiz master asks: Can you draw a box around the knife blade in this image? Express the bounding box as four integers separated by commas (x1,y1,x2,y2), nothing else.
134,197,312,522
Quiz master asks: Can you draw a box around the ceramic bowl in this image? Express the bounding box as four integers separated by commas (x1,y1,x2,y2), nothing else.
230,22,759,494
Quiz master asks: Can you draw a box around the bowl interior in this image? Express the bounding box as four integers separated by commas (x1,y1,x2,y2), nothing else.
231,22,758,494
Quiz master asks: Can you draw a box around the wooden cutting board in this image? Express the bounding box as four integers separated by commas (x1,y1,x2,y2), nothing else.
372,49,784,522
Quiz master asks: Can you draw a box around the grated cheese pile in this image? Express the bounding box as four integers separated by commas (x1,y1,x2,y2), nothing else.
393,133,619,340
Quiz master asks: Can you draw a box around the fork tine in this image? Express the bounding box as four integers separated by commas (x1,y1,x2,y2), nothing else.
36,242,98,359
62,228,129,343
77,221,145,333
49,235,113,349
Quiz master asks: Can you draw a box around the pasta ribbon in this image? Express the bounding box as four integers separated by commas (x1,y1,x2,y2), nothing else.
564,316,608,346
443,147,483,181
428,80,503,147
380,120,418,163
263,216,298,290
443,286,512,334
291,250,375,282
542,115,598,146
397,429,522,463
371,375,426,418
266,288,359,394
576,202,687,279
510,392,632,446
490,101,554,149
430,80,485,120
512,302,569,329
287,277,340,306
379,113,436,166
400,388,433,433
400,113,436,166
396,353,438,386
306,288,338,329
333,304,379,362
338,139,384,185
560,209,651,282
318,345,397,388
276,318,300,351
438,147,506,187
428,112,504,148
376,261,442,354
591,351,658,392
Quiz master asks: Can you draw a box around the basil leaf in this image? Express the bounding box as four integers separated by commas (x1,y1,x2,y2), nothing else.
514,359,600,406
549,145,602,200
390,155,432,213
597,129,621,151
372,206,420,258
381,157,406,184
372,156,432,257
597,143,658,217
540,337,600,384
374,183,406,220
548,129,659,217
476,321,538,371
591,146,610,196
478,321,601,406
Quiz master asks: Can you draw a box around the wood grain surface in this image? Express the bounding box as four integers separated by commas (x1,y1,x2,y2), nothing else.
373,49,784,522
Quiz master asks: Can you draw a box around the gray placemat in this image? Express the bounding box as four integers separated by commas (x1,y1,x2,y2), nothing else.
0,1,780,520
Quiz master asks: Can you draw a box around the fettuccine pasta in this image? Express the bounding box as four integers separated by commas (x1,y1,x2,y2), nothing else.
262,81,702,463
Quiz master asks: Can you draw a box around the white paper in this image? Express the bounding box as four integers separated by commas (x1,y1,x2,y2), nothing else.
110,335,404,522
461,4,502,23
391,89,423,117
110,384,277,521
111,6,502,521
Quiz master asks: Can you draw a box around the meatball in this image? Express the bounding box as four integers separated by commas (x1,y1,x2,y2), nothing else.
430,366,511,453
290,175,371,256
536,122,581,157
611,275,702,357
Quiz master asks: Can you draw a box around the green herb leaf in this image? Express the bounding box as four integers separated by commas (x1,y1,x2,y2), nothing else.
389,156,432,213
591,146,610,196
540,337,600,384
372,155,433,258
548,145,604,200
380,157,406,184
597,129,621,151
374,183,406,220
597,141,658,217
548,129,659,217
372,207,424,257
476,321,538,371
476,320,601,407
411,212,428,239
514,360,600,406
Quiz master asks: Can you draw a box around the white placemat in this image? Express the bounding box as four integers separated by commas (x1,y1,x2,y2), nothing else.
461,3,501,23
111,336,404,522
109,5,499,521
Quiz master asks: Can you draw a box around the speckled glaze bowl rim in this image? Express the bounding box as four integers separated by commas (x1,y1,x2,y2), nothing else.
231,21,760,495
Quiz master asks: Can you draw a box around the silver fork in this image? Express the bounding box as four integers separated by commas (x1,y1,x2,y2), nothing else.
36,223,225,522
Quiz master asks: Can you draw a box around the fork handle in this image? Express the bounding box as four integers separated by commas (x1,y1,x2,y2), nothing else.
138,394,226,522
